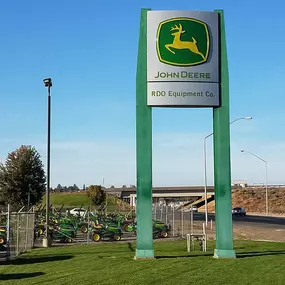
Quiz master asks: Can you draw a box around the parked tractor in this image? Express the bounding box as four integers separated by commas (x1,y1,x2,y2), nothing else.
50,224,76,243
153,220,169,238
90,223,123,242
0,227,7,245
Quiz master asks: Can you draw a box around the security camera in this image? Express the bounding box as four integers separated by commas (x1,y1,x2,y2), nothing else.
43,78,52,87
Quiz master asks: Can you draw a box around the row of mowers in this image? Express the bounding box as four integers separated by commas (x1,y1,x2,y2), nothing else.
122,219,169,238
34,204,170,243
34,205,79,243
77,211,170,240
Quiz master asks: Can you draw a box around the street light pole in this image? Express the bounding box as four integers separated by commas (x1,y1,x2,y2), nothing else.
241,150,268,216
203,116,252,225
43,78,52,247
203,133,213,226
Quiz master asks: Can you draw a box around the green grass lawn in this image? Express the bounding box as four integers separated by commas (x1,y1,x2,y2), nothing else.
40,192,130,212
48,192,91,207
1,240,285,285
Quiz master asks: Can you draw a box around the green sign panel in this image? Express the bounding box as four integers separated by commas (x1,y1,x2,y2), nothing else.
156,18,210,66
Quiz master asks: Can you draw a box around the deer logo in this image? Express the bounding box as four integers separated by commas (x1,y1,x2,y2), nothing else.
165,23,205,60
156,18,210,66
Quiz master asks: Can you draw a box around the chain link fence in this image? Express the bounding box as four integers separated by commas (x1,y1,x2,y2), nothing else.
0,205,35,261
152,204,215,239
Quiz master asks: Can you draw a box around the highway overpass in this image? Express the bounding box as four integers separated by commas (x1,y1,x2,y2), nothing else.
104,186,217,207
105,186,215,198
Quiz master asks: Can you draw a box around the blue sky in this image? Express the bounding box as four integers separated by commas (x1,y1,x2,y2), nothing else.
0,0,285,188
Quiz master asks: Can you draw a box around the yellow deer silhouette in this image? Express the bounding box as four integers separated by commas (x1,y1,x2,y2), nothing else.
165,23,205,60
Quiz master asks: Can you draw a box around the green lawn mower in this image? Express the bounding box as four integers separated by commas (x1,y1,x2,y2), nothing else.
78,212,102,234
51,224,75,243
90,223,123,242
58,221,77,238
0,227,7,245
153,220,169,238
79,221,100,234
79,222,89,234
123,222,137,234
34,223,45,237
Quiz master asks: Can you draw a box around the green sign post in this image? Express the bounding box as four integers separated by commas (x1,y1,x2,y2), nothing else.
135,8,154,259
136,8,236,259
212,10,236,259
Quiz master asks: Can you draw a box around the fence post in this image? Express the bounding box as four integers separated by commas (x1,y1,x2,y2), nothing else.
16,213,20,256
87,207,90,245
7,204,10,244
31,212,35,249
186,233,190,252
25,212,29,252
7,204,10,258
203,222,207,252
191,206,194,234
181,206,184,237
172,205,175,237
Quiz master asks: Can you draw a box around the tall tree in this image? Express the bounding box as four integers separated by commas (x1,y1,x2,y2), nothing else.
0,145,46,211
86,185,106,206
56,184,63,191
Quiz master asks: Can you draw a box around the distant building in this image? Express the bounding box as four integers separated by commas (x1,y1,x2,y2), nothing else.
232,180,248,188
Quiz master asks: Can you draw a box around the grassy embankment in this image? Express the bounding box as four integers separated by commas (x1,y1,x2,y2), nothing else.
39,192,131,212
1,240,285,285
201,187,285,215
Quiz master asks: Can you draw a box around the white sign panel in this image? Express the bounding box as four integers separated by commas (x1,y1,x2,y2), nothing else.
148,82,219,107
147,10,220,107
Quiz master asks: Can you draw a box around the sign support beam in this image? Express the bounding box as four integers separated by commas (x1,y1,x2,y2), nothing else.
135,8,154,260
213,9,236,259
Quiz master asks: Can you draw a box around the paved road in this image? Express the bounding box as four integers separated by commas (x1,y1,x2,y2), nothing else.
196,212,285,227
153,207,285,229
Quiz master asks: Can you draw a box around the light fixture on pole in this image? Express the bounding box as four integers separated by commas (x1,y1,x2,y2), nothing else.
203,116,252,225
240,149,268,216
43,77,52,247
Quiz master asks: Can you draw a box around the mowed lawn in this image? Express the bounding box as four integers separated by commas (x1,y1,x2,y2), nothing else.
40,192,129,212
46,192,91,207
1,240,285,285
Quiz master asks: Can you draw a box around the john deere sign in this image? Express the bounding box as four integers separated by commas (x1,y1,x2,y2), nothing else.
147,11,220,107
136,8,236,260
157,18,210,66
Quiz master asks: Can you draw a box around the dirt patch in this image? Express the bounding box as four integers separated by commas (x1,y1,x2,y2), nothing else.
232,223,285,242
189,220,285,242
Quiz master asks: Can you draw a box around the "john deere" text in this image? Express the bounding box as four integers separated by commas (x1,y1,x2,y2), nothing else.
154,71,211,79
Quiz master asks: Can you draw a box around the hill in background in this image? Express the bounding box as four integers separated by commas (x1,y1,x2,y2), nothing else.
40,191,131,212
203,187,285,215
